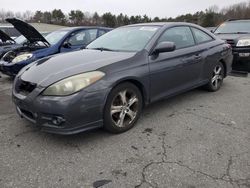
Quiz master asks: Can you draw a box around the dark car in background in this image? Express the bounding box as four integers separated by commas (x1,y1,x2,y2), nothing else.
0,29,15,45
0,29,21,59
214,19,250,71
12,22,232,135
0,25,20,38
0,18,112,77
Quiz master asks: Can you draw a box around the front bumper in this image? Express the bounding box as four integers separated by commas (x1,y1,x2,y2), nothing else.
12,85,110,135
0,61,23,76
232,47,250,71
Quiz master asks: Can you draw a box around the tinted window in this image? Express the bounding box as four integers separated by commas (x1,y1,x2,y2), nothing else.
191,27,213,44
214,21,250,34
158,26,195,49
68,29,97,46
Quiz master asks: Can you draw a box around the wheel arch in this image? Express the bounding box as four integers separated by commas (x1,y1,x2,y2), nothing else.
109,78,149,106
219,59,227,78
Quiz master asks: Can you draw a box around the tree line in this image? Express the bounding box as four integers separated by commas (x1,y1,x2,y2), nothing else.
1,1,250,27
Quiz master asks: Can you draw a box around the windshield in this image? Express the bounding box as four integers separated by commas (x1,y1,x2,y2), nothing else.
215,21,250,34
45,30,68,45
14,35,26,44
87,26,160,52
15,32,49,45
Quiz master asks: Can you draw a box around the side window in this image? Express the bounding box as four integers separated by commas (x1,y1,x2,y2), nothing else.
158,26,195,49
68,29,98,46
191,27,213,44
88,29,98,41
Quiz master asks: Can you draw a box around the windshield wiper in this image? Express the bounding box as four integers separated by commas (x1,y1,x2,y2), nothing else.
233,32,250,34
87,47,114,51
217,32,250,34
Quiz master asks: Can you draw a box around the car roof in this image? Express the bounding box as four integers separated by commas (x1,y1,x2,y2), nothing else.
124,22,202,27
226,19,250,22
58,26,112,31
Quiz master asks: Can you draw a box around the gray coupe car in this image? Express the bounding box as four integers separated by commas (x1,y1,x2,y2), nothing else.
12,22,233,135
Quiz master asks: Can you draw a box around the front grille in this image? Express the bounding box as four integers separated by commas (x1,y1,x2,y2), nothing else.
15,79,36,95
225,39,236,47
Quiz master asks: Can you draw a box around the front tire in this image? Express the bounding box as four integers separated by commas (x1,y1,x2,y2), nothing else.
205,62,225,92
104,82,143,134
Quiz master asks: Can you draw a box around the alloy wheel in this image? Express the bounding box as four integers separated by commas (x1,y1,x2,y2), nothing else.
110,89,139,128
211,65,223,89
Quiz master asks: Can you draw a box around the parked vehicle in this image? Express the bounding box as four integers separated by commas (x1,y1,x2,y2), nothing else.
214,19,250,71
0,31,49,59
0,29,15,45
0,25,20,38
0,29,21,59
0,18,112,76
12,22,233,135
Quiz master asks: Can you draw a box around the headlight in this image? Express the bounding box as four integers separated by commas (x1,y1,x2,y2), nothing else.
43,71,105,96
12,53,33,64
236,39,250,47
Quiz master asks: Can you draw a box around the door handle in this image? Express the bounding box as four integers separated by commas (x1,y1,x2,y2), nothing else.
194,54,202,60
182,54,202,64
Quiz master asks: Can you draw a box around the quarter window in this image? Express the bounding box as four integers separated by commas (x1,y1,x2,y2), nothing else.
191,27,213,44
158,26,195,49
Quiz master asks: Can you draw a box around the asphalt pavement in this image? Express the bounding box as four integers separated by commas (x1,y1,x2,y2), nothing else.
0,74,249,188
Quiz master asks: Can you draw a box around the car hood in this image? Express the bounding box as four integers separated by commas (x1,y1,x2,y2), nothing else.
20,49,136,87
6,18,49,46
215,33,250,40
0,44,21,53
0,29,15,43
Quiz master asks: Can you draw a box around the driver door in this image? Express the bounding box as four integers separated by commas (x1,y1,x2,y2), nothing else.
149,26,203,102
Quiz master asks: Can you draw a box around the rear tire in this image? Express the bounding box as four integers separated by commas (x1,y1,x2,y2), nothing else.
204,62,225,92
104,82,143,134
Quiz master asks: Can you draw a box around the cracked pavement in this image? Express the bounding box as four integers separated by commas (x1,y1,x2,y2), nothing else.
0,74,250,188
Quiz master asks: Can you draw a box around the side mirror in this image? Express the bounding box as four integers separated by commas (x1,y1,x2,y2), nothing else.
153,42,176,54
62,42,71,49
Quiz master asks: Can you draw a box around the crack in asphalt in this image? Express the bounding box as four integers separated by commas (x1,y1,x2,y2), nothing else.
184,111,245,132
221,156,234,186
135,131,250,188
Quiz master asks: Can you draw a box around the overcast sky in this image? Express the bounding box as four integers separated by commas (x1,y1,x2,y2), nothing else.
1,0,247,18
